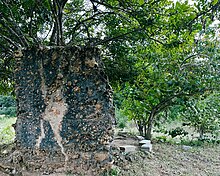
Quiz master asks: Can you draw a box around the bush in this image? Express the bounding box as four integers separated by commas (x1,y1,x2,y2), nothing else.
115,108,128,129
1,107,17,117
0,125,15,144
182,93,220,140
0,117,16,144
168,127,188,138
0,95,16,117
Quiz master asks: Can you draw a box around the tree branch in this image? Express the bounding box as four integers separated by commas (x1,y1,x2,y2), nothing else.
71,12,111,34
0,34,20,48
144,32,165,45
28,7,34,39
0,20,26,47
2,1,29,47
187,1,220,27
49,0,67,45
56,0,68,45
154,92,197,115
92,28,143,46
49,0,58,45
91,0,114,9
180,53,209,68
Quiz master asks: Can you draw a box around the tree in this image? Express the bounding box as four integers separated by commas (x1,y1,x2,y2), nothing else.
182,92,220,140
0,0,219,175
111,3,220,139
120,39,219,139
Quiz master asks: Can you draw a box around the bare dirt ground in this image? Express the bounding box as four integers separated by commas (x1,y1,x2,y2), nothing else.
0,136,219,176
111,136,220,176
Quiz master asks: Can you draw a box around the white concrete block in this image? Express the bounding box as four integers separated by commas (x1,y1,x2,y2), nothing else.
119,145,136,153
136,135,145,140
141,143,152,152
139,140,151,146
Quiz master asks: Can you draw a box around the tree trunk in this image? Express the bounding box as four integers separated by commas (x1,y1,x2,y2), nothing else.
13,46,115,175
199,126,205,140
145,111,155,140
137,120,144,136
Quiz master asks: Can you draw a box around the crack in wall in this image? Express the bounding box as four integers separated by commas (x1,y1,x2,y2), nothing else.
36,119,45,148
36,89,69,162
36,58,46,149
36,57,68,162
44,89,68,162
39,57,47,99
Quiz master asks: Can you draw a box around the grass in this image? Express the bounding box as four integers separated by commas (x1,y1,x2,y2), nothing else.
0,115,16,145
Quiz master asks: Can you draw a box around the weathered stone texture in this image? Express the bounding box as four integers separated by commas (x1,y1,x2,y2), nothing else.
14,46,115,175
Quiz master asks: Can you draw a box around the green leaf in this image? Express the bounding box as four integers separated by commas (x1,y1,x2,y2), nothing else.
212,0,218,5
139,0,145,5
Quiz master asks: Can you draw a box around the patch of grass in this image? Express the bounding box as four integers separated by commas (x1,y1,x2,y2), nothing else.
153,134,220,147
180,138,220,146
102,167,120,176
0,116,16,144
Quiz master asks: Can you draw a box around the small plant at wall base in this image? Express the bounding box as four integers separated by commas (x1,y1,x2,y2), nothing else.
0,117,16,145
0,125,15,145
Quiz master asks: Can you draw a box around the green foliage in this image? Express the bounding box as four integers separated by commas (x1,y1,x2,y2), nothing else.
0,0,219,141
114,21,220,139
155,136,168,143
0,117,16,144
0,125,15,144
0,107,16,117
0,0,219,93
182,92,220,139
180,138,220,146
168,127,188,138
0,95,16,117
102,168,120,176
155,135,220,146
115,108,128,129
0,95,16,107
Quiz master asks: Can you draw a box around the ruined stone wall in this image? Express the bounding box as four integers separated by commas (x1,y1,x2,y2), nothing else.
14,46,115,175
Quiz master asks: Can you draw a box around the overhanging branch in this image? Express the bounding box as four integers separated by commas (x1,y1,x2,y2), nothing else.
1,1,29,47
154,92,197,115
187,1,220,27
92,28,143,46
180,53,209,68
0,34,20,48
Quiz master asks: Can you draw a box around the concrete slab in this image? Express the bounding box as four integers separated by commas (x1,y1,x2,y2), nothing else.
141,143,152,152
139,140,151,146
136,136,145,140
119,145,137,153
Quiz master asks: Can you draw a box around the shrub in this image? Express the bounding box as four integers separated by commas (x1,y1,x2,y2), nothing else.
0,95,16,117
168,127,188,138
115,108,128,129
182,93,220,140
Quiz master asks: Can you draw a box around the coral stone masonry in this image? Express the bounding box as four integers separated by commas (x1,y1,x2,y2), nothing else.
14,46,115,175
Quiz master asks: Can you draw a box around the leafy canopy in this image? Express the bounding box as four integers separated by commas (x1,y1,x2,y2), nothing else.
0,0,219,95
